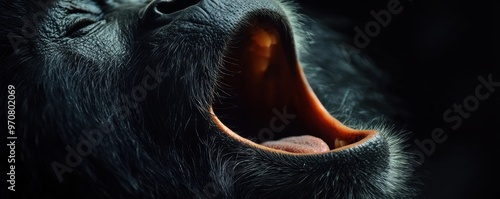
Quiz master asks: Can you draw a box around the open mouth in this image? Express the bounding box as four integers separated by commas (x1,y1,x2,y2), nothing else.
211,19,377,155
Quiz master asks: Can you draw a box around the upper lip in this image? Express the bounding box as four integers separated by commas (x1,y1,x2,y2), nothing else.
209,16,377,155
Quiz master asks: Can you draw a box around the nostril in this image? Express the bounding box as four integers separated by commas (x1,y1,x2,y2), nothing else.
155,0,200,15
140,0,201,27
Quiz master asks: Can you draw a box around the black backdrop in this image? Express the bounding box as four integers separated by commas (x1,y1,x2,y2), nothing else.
297,0,500,198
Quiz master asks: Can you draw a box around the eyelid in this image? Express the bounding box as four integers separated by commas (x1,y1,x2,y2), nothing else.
65,17,101,37
64,11,104,37
65,1,103,15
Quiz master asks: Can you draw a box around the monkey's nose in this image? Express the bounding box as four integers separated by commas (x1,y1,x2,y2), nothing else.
140,0,200,23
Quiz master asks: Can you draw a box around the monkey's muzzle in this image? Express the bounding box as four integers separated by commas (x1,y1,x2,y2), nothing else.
211,19,377,155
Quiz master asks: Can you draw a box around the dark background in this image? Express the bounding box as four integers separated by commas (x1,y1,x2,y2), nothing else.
297,0,499,198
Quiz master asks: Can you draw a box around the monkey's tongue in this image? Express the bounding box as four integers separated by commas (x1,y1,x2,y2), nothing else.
261,135,330,153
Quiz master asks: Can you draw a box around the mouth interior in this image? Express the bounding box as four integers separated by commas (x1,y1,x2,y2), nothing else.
211,24,376,154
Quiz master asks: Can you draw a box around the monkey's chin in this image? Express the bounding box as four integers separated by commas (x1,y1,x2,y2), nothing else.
211,21,377,155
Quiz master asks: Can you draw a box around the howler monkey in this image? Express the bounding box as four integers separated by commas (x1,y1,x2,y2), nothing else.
1,0,419,198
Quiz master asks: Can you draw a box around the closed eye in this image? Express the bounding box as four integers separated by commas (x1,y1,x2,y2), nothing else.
68,7,101,15
64,3,104,37
66,18,99,37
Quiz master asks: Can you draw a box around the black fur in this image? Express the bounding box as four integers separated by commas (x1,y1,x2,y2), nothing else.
1,0,419,198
